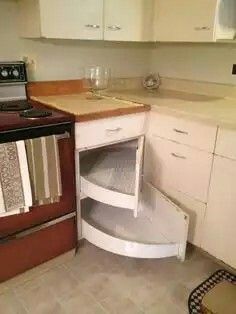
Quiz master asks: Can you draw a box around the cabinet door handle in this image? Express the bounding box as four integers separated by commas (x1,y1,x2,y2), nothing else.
173,128,188,135
85,24,100,29
171,152,186,160
107,25,122,31
194,26,210,31
106,127,122,132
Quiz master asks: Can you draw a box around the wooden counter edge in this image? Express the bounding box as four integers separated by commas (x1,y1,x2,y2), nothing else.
74,104,151,122
31,100,150,122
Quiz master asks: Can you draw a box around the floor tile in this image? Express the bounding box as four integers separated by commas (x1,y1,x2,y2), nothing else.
16,283,62,314
39,265,78,299
61,286,106,314
145,297,186,314
0,291,27,314
101,294,144,314
0,241,224,314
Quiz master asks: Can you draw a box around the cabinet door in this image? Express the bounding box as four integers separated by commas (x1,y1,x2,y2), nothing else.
104,0,154,41
155,0,217,42
144,135,213,203
39,0,103,39
202,156,236,268
156,185,206,247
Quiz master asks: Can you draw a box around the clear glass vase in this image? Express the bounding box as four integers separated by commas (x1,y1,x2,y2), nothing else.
83,66,111,100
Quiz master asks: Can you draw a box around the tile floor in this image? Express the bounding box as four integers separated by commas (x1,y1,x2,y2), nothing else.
0,241,223,314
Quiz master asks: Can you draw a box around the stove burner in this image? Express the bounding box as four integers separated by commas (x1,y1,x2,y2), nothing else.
19,109,52,119
0,101,33,112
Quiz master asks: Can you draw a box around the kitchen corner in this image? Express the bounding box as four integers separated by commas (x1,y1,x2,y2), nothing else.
1,0,236,312
23,75,236,269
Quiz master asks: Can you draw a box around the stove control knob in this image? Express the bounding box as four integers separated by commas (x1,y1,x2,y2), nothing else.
12,69,20,78
1,69,8,78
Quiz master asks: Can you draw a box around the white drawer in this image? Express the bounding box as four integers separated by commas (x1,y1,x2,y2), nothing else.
148,112,217,153
75,113,146,150
215,127,236,160
144,136,213,202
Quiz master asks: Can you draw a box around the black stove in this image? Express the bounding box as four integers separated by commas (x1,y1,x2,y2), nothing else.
19,108,52,119
0,100,33,112
0,99,52,119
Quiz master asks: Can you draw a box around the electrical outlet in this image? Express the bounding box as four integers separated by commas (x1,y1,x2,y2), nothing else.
22,56,37,80
232,64,236,75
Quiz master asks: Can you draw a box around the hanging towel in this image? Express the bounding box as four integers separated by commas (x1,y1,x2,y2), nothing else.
0,141,32,217
25,135,62,205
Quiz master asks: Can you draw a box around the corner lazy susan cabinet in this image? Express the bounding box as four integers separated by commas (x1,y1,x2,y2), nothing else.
75,113,189,261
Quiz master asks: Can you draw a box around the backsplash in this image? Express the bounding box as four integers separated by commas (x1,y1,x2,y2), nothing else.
151,43,236,85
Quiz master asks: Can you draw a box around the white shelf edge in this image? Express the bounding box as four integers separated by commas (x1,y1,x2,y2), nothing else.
82,219,179,259
81,176,136,210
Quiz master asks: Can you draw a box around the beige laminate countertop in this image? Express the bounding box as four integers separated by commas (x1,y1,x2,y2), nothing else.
31,93,150,122
104,89,236,129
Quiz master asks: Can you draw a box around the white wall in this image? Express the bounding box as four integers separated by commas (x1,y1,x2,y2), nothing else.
0,0,150,81
151,43,236,85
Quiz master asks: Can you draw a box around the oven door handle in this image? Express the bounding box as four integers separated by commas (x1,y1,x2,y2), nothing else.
56,131,70,140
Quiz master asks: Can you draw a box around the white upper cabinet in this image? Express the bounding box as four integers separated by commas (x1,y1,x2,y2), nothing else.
18,0,154,41
154,0,236,42
18,0,235,42
19,0,104,40
42,0,103,40
104,0,155,42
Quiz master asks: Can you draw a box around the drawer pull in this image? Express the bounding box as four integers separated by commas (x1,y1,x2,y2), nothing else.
106,127,122,132
194,26,210,31
107,25,122,31
173,128,188,135
85,24,100,29
171,152,186,160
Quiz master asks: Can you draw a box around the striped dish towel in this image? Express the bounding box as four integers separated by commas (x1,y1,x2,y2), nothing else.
25,136,62,205
0,141,32,217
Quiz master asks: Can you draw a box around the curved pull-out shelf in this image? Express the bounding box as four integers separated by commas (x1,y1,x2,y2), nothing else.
80,147,138,210
82,183,189,260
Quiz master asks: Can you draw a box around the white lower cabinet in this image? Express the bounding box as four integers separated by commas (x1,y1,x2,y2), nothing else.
144,134,213,246
202,156,236,268
144,135,213,203
78,135,189,260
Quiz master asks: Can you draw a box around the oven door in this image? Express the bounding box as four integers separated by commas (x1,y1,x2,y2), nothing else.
0,122,76,238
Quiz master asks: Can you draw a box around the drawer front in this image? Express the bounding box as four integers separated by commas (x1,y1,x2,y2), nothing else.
144,136,213,202
76,113,146,150
215,127,236,160
148,112,217,152
0,217,76,283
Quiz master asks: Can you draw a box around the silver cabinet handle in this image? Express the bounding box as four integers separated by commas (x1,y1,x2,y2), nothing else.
85,24,100,29
173,128,188,135
107,25,122,31
106,127,122,132
171,152,186,160
194,26,210,31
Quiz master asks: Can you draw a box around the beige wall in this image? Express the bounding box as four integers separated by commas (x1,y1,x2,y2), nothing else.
151,43,236,85
0,0,150,81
